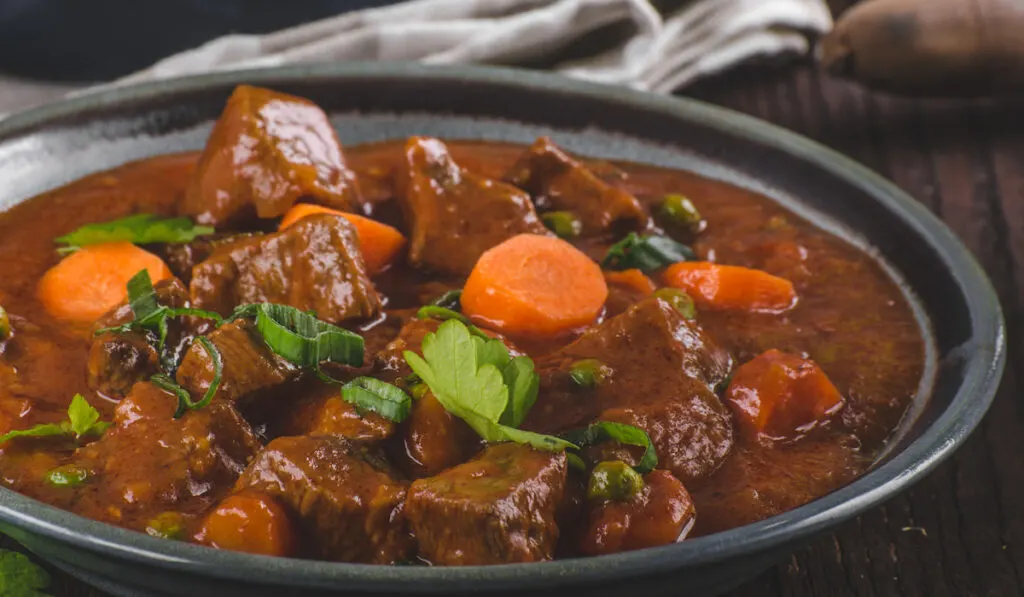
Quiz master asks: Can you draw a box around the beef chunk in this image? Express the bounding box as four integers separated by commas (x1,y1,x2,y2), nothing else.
73,382,261,529
504,137,649,236
175,320,299,406
524,297,734,483
181,84,362,226
396,137,548,274
400,390,478,479
152,232,259,284
189,214,381,322
87,278,195,399
272,380,394,441
372,317,442,381
406,443,567,565
234,435,411,563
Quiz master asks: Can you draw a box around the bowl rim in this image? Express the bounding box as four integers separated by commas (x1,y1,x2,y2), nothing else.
0,62,1006,591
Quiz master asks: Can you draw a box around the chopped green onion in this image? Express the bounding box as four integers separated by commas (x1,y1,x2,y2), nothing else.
660,194,702,230
601,233,695,273
587,460,644,502
568,359,611,389
152,336,221,418
540,211,582,239
653,288,697,319
416,305,490,339
0,306,11,341
229,303,364,379
55,214,214,254
341,377,412,422
560,421,658,473
45,465,89,488
430,290,463,311
145,512,187,540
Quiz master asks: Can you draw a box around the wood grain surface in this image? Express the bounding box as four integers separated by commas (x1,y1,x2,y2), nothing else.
2,1,1022,595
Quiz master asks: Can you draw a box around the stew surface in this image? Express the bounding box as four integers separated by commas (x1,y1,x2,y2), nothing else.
0,85,928,565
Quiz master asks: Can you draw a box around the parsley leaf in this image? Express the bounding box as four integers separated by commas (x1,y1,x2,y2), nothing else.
403,319,572,452
0,394,110,445
55,214,213,254
0,550,51,597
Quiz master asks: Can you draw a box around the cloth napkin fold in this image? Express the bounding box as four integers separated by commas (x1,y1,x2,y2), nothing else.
82,0,831,96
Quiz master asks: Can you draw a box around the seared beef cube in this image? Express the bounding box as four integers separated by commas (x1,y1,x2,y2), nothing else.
234,435,411,563
273,380,394,441
400,391,478,479
181,85,362,226
176,320,299,405
190,214,381,322
87,278,194,399
524,297,734,483
406,443,567,565
600,391,733,484
73,381,260,528
396,137,548,275
152,232,259,284
372,317,442,381
504,137,649,236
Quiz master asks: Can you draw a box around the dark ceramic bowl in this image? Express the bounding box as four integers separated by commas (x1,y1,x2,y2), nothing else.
0,64,1005,597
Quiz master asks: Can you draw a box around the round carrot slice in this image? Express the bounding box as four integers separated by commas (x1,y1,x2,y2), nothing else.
462,234,607,337
37,242,172,323
278,204,406,274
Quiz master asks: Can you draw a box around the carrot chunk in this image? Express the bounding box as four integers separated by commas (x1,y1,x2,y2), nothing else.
603,268,656,296
725,349,844,442
462,234,607,337
37,242,172,323
662,261,796,313
278,204,406,274
196,490,297,557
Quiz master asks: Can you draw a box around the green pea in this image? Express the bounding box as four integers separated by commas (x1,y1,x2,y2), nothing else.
409,382,429,400
0,306,10,341
661,194,702,230
654,288,697,319
145,512,187,540
45,465,89,488
587,460,644,502
568,359,611,389
541,211,583,239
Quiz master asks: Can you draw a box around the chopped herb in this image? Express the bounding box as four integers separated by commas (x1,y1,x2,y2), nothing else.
540,211,582,239
0,394,110,446
600,233,695,273
560,421,658,473
55,214,213,254
430,290,463,311
568,359,612,389
653,287,697,319
151,335,222,418
0,550,51,597
229,303,364,382
403,319,573,452
45,465,89,488
587,460,644,502
341,377,412,422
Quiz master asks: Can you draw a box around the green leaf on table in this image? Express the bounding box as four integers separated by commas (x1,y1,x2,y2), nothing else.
55,213,213,254
0,550,51,597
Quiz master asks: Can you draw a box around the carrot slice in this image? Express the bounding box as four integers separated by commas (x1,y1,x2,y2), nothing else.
725,349,844,442
462,234,607,337
37,242,172,323
603,268,656,296
196,490,297,557
278,204,406,273
662,261,796,313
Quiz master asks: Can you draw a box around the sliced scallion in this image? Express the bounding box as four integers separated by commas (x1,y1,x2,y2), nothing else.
341,377,412,422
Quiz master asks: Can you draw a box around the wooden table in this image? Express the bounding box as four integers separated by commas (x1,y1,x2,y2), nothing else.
2,2,1022,594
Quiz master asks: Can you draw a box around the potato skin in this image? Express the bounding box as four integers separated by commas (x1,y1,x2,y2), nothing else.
819,0,1024,96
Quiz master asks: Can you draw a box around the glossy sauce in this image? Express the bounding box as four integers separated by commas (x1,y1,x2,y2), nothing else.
0,140,927,542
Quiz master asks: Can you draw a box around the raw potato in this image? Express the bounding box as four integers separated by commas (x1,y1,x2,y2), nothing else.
819,0,1024,96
